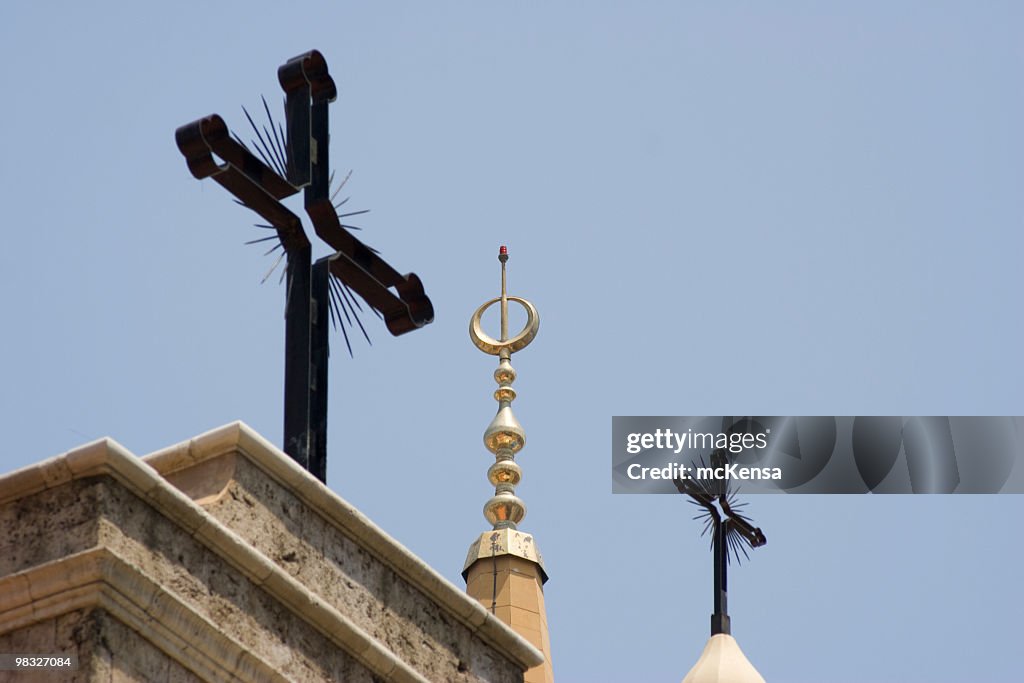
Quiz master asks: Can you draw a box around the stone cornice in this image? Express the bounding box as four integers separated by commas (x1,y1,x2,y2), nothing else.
0,547,288,683
0,438,435,682
145,421,545,672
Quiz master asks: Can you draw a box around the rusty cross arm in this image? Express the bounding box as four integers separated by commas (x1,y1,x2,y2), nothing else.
174,114,432,335
672,474,767,549
175,114,308,251
174,50,433,335
309,209,433,335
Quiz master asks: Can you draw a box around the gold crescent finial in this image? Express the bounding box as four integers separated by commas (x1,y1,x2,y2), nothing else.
469,246,540,357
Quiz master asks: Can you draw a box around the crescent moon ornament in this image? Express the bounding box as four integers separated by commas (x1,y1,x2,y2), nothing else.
468,245,540,356
469,296,540,355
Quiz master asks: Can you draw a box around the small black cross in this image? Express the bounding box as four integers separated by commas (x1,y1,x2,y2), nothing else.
175,50,434,481
674,449,766,636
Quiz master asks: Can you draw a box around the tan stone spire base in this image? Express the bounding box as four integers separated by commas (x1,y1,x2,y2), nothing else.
464,531,553,683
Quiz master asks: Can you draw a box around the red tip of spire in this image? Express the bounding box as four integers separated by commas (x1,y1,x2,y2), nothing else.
499,245,508,255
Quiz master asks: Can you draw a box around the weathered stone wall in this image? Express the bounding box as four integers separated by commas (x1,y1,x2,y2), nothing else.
0,429,540,683
195,455,522,683
0,478,100,577
0,608,206,683
0,475,377,682
96,474,379,682
0,608,92,683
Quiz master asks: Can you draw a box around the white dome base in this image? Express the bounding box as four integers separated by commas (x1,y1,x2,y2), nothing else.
682,633,766,683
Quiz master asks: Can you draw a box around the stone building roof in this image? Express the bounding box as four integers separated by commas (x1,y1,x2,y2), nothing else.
0,421,543,682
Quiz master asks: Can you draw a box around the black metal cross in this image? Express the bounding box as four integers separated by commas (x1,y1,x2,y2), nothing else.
674,449,767,636
175,50,433,481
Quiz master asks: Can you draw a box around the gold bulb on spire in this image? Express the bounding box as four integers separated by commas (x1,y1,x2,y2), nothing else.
468,245,540,530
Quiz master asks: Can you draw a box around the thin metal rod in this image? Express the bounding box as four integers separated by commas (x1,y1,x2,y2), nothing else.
499,248,508,342
283,243,312,470
309,258,330,482
711,521,731,635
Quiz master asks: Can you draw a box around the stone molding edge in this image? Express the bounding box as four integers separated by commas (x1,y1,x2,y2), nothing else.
0,439,431,683
0,547,289,683
145,421,546,672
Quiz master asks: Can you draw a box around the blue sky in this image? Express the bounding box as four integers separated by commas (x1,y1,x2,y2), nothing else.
2,3,1022,681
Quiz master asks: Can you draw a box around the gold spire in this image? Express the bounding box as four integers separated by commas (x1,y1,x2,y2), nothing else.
468,245,540,531
465,246,553,683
